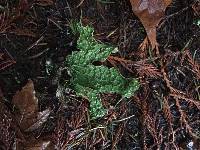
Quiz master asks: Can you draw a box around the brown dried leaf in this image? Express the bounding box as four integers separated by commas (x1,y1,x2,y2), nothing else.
16,136,54,150
25,109,51,132
12,80,50,131
130,0,172,49
12,80,38,117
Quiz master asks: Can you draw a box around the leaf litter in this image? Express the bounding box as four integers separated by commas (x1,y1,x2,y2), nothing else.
8,80,52,149
12,80,51,131
0,0,200,149
130,0,172,50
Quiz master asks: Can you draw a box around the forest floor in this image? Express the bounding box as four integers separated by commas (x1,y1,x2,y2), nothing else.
0,0,200,149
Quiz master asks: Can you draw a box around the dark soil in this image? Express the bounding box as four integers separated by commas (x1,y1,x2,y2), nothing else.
0,0,200,149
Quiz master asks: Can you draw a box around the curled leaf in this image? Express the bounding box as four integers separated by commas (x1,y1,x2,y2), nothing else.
12,80,38,116
12,80,50,131
130,0,172,49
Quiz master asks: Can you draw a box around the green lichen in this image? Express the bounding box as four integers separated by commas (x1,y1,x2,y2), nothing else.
67,22,140,119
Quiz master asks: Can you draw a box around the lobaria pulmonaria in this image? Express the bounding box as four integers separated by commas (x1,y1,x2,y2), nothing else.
67,22,140,119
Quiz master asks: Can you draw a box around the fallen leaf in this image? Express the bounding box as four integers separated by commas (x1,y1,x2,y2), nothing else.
16,136,54,150
12,80,38,117
12,80,50,131
130,0,172,49
25,109,51,132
